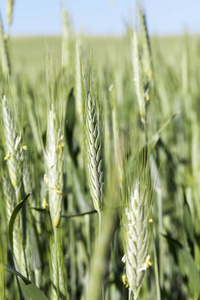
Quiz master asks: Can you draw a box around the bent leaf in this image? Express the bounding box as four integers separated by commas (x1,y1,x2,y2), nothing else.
8,194,31,251
3,263,49,300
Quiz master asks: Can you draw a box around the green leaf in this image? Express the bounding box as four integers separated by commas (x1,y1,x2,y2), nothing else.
3,263,31,284
3,263,49,300
72,167,91,211
128,112,179,172
182,186,195,243
180,248,200,296
8,194,31,251
149,111,180,149
65,88,79,166
61,209,97,219
163,233,200,296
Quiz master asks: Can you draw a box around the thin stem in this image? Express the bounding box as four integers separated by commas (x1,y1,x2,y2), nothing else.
54,229,59,299
154,245,161,300
98,212,102,237
128,289,132,300
134,292,137,300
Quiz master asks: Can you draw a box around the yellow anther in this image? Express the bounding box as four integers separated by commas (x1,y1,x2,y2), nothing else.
49,185,62,195
11,179,16,188
109,84,114,92
53,215,60,228
122,274,129,288
139,255,152,272
149,218,153,223
4,153,10,160
148,71,152,79
145,255,152,268
58,143,64,152
21,145,27,150
42,199,49,209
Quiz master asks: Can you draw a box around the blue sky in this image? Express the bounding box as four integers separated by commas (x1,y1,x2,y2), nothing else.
0,0,199,36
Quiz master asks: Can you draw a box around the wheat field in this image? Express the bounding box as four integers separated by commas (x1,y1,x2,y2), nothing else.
0,2,199,300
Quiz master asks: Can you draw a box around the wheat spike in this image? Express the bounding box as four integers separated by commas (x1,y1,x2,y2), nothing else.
0,15,10,76
132,31,146,123
61,9,70,69
138,5,153,90
2,169,15,228
85,92,104,215
1,96,27,276
45,105,64,229
122,180,152,299
6,0,14,25
1,96,23,199
75,39,83,121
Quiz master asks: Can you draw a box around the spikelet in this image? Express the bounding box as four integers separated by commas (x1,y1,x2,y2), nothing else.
1,96,23,199
2,169,15,228
132,31,146,123
0,15,10,76
85,92,104,214
45,105,64,228
7,0,14,25
122,180,152,299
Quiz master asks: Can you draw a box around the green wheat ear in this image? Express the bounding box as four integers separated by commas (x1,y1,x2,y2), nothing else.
0,15,10,76
1,95,27,276
138,4,153,90
122,179,153,300
84,91,104,215
6,0,14,25
44,104,64,229
75,39,83,121
132,30,146,123
1,95,23,199
61,9,70,69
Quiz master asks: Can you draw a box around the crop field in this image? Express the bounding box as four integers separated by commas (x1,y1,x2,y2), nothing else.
0,3,200,300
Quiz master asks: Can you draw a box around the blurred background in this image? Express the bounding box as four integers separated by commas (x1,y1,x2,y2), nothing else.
1,0,200,36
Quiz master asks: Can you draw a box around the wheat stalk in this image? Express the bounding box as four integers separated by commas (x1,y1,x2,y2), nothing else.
110,84,123,185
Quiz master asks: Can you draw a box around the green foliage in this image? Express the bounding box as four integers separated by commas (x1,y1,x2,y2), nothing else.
3,264,48,300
